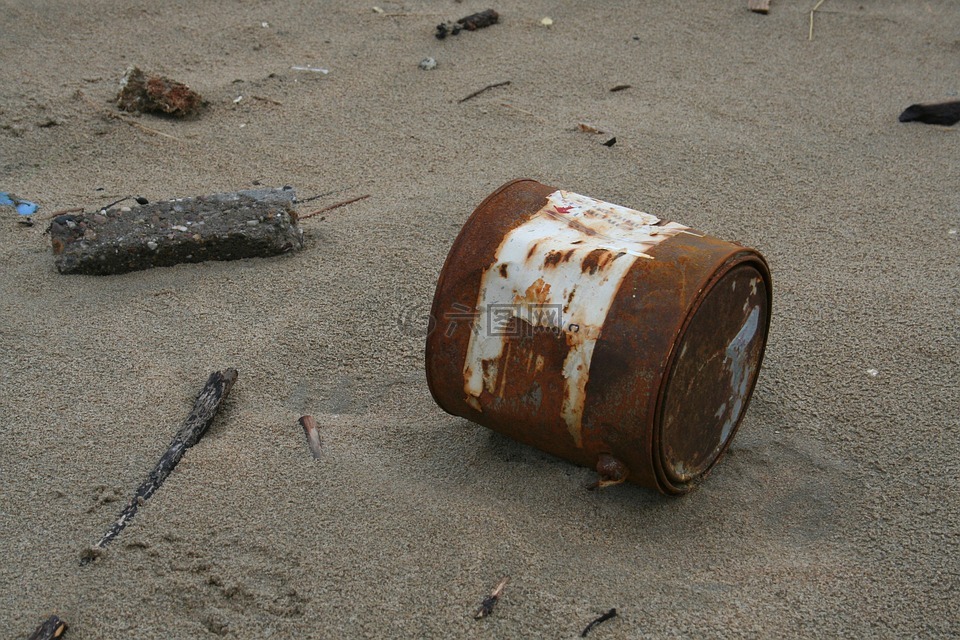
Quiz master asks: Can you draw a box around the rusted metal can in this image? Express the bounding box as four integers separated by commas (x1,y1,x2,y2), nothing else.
425,179,771,494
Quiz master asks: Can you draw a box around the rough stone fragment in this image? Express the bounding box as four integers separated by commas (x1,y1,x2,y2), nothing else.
50,188,303,275
116,66,205,117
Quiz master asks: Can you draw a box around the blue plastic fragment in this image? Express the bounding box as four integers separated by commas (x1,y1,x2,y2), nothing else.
0,191,39,215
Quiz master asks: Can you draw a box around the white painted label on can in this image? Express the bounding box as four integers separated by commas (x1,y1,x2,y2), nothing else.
463,190,695,447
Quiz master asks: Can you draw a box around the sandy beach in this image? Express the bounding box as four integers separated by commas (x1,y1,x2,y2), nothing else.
1,0,958,637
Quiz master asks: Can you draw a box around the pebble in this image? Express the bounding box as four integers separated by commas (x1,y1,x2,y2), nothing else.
147,241,158,251
247,220,260,226
419,57,437,71
540,17,553,27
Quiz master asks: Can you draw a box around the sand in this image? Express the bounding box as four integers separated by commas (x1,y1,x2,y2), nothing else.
1,0,958,637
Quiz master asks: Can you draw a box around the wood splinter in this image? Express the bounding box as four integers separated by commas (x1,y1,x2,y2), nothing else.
298,415,323,459
80,369,238,565
474,576,509,619
28,615,67,640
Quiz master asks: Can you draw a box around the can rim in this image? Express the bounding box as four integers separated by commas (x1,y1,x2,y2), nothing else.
651,250,773,494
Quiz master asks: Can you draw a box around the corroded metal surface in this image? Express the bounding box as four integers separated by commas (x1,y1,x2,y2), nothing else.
425,179,772,494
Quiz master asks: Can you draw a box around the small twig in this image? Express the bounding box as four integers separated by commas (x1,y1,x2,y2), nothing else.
581,608,618,637
80,369,238,564
299,194,371,220
27,614,67,640
474,576,509,619
458,81,511,104
808,0,828,40
251,95,283,106
298,415,323,460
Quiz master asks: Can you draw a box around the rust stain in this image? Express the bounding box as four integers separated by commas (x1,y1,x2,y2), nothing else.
499,263,509,278
517,277,551,306
580,248,614,275
526,242,540,261
543,250,564,267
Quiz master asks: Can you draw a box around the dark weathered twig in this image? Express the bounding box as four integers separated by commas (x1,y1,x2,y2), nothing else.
298,415,323,459
28,615,67,640
581,608,617,637
474,576,509,619
81,369,238,564
299,195,371,220
458,81,511,104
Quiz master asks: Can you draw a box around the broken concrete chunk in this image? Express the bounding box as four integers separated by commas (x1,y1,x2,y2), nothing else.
116,66,205,117
50,188,303,275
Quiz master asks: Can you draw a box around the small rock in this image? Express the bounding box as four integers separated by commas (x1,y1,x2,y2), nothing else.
419,57,437,71
540,17,553,27
147,241,158,251
866,368,879,378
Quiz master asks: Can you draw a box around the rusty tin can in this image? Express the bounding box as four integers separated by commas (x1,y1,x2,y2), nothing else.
425,179,771,494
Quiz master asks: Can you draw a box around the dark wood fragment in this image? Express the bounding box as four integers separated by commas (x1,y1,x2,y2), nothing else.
458,81,511,104
581,608,617,637
474,576,509,619
898,101,960,126
81,369,238,565
298,415,323,459
50,188,303,275
117,66,205,117
28,615,67,640
609,84,632,92
602,137,617,147
748,0,771,14
459,9,499,31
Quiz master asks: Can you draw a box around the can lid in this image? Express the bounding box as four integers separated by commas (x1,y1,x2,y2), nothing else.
657,262,770,490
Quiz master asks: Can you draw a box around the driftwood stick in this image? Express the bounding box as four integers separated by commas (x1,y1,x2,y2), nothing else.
581,608,618,637
81,369,238,564
299,195,371,220
298,415,323,459
458,81,511,104
27,615,67,640
474,576,509,619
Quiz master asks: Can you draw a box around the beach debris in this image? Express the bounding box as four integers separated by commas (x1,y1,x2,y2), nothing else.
898,101,960,126
748,0,771,14
80,369,237,565
866,368,879,378
587,454,629,491
474,576,509,619
581,608,618,637
540,17,553,27
1,191,38,216
298,415,323,459
602,137,617,147
372,6,384,13
609,84,631,92
291,65,330,74
116,66,205,118
419,57,438,71
577,123,605,134
299,194,371,221
27,615,67,640
436,8,499,39
458,80,511,104
49,187,303,275
808,0,829,40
